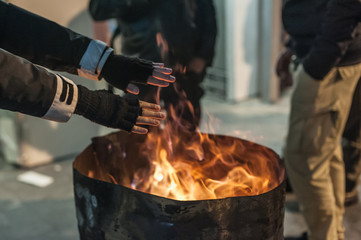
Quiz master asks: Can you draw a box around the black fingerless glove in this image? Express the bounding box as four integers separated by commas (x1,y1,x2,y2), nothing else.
75,85,142,132
101,53,154,91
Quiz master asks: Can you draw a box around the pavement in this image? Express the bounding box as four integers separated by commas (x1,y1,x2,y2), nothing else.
1,91,361,239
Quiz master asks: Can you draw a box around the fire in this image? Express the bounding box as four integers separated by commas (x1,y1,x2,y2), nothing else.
123,95,284,200
79,90,284,201
156,33,169,64
126,128,282,201
156,32,187,74
77,32,284,202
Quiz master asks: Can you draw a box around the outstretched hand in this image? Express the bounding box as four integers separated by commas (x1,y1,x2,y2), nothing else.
126,63,175,95
101,54,175,94
131,101,166,134
75,85,166,134
276,48,293,93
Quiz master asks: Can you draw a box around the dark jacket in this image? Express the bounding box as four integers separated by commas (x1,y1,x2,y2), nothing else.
0,2,112,79
89,0,217,66
0,48,78,122
0,2,112,121
89,0,160,61
282,0,361,79
0,2,89,74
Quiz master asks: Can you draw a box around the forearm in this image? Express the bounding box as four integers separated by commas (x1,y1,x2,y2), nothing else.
303,0,361,79
0,2,172,95
0,2,113,80
0,49,78,122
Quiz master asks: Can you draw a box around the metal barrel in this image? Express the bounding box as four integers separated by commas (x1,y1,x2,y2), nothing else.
73,131,285,240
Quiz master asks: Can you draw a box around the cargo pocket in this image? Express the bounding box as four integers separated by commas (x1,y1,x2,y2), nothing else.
298,101,341,154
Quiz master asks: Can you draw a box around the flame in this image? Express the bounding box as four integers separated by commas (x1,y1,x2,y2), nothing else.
125,94,284,200
156,32,187,74
128,132,282,200
82,86,283,201
156,33,169,63
80,32,284,201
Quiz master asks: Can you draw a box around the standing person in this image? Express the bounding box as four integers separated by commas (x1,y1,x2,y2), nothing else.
89,0,217,130
276,40,361,203
282,0,361,239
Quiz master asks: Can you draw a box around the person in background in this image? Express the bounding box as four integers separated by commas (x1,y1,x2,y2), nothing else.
0,1,176,134
282,0,361,239
277,40,361,204
89,0,217,130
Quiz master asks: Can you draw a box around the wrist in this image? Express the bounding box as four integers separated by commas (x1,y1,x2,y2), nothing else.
77,40,113,81
75,85,142,131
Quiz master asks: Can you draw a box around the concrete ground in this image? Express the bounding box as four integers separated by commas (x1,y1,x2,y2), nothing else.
1,92,361,239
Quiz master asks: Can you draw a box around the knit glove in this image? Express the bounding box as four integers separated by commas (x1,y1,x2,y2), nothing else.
101,54,175,94
75,85,165,134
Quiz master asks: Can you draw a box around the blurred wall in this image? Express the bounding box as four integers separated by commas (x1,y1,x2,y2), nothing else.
9,0,88,26
205,0,282,102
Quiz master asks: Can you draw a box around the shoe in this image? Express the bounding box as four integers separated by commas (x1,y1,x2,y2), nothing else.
285,232,308,240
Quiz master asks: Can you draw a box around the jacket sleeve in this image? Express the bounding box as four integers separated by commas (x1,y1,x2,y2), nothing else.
0,48,78,122
0,2,113,80
302,0,361,79
89,0,157,21
194,0,217,65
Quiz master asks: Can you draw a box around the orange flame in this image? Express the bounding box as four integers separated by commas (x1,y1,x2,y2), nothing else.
77,32,284,202
156,32,187,74
127,129,283,200
126,93,284,200
156,32,169,63
78,91,284,201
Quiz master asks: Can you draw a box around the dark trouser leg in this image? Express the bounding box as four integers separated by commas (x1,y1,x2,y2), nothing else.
343,78,361,205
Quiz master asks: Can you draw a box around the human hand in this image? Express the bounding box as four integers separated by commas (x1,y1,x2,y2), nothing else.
101,54,175,94
74,85,165,133
276,49,293,92
126,63,174,95
188,57,206,74
131,100,166,134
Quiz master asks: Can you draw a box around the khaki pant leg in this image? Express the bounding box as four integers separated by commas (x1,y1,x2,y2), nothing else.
285,63,361,240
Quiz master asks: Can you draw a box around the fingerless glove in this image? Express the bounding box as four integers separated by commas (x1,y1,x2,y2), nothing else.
75,85,142,131
101,53,153,91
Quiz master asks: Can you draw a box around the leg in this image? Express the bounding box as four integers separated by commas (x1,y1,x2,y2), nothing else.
285,64,361,240
342,78,361,205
